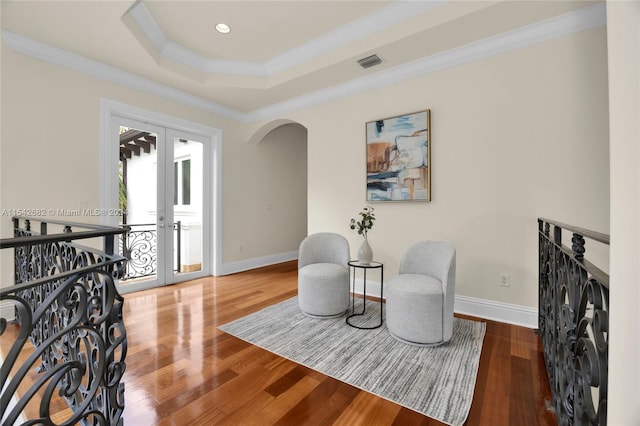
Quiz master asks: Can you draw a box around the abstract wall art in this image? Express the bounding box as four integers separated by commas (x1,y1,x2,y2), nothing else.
366,109,431,202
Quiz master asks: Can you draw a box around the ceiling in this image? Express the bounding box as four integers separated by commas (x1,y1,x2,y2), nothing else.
1,1,602,118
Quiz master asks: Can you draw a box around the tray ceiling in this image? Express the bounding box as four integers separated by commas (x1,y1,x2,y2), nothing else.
1,1,603,118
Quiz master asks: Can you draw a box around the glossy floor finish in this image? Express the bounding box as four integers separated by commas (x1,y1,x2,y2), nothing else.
3,261,556,425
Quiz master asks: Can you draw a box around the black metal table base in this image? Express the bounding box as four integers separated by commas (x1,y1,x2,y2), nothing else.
346,260,383,329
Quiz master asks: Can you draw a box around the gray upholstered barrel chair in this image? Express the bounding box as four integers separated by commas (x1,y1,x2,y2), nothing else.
386,241,456,346
297,232,350,318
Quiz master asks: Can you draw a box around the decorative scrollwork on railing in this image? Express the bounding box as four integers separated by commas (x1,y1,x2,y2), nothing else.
120,224,158,280
14,241,119,285
538,218,609,426
2,267,127,425
1,217,127,425
119,222,181,280
12,221,123,285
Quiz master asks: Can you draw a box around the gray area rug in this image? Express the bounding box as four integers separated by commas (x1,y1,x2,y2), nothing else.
218,297,486,426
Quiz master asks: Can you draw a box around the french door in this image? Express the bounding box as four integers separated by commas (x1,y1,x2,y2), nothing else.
114,116,211,292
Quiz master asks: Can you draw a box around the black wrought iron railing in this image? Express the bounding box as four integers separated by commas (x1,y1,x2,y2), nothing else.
538,218,609,425
1,217,128,425
119,221,181,280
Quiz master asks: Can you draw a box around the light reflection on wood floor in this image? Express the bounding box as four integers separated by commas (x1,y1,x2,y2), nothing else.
3,261,555,425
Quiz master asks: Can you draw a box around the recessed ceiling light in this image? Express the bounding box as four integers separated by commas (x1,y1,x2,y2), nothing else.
215,23,231,34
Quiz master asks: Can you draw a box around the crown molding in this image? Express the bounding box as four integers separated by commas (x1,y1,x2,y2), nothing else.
263,0,446,75
2,3,605,124
127,1,267,77
248,2,606,122
1,30,246,123
126,0,446,78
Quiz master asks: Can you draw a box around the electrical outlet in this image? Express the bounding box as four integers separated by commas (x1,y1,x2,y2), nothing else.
500,273,510,287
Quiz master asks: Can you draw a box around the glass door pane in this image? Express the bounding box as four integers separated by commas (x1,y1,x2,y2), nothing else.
114,120,210,293
116,119,164,291
169,132,204,280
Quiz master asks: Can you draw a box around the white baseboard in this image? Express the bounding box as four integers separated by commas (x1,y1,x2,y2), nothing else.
0,300,15,322
220,255,539,329
349,278,538,329
220,250,298,275
454,295,538,329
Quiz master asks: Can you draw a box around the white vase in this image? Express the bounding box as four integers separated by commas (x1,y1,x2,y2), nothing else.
358,235,373,265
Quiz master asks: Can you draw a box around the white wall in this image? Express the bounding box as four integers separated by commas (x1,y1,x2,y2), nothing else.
222,123,308,270
606,1,640,423
0,43,307,279
258,27,610,313
2,5,634,421
2,3,636,420
1,15,609,312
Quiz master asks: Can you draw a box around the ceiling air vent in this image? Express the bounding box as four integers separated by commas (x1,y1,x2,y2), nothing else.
357,54,382,69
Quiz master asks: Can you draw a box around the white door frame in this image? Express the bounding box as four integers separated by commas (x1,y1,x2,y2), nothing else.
99,99,222,284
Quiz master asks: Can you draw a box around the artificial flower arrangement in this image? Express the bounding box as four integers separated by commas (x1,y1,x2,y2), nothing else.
349,206,375,237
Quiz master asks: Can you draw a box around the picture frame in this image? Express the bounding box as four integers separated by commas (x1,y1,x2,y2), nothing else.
366,109,431,202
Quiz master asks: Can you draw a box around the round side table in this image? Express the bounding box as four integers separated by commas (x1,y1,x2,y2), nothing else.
346,260,384,329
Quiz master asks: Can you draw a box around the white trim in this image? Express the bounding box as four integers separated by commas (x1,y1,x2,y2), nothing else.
220,250,298,276
0,30,244,123
354,281,382,298
126,0,168,52
264,0,446,75
99,98,222,277
454,295,538,329
347,280,538,328
126,0,445,77
248,2,606,121
211,132,223,278
0,300,15,322
127,1,266,77
220,250,541,328
1,3,605,124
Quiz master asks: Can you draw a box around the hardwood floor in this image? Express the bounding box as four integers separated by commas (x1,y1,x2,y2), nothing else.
4,261,556,425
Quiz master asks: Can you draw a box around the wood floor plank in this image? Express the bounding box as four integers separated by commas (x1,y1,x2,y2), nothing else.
391,407,445,425
265,365,314,397
510,355,539,426
1,261,557,425
306,381,361,426
467,323,512,425
334,391,402,425
260,374,323,419
531,345,557,425
272,377,349,425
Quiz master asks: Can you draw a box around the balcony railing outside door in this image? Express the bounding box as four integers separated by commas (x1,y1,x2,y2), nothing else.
119,221,181,281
